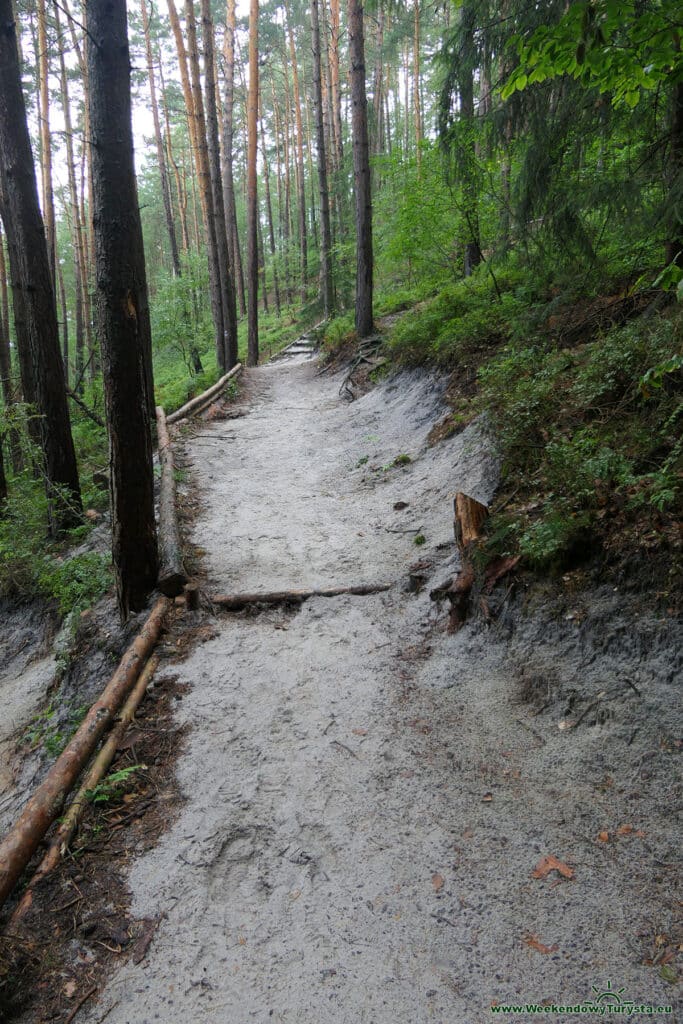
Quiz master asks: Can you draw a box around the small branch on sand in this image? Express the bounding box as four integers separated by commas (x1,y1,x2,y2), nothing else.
210,582,392,611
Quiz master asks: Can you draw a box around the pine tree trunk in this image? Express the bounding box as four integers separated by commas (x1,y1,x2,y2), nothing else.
160,64,191,256
413,0,422,169
272,83,293,306
284,0,308,301
246,0,260,365
55,4,86,394
259,93,281,315
37,0,56,284
302,74,319,249
666,80,683,268
58,263,69,384
201,0,238,368
168,0,226,368
62,0,98,382
328,0,344,170
348,0,373,337
0,0,82,531
0,225,22,471
86,0,158,618
185,0,230,371
311,0,334,317
460,2,482,276
258,216,268,314
141,0,181,278
0,433,6,508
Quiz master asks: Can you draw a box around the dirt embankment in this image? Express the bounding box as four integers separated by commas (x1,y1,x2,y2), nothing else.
3,351,681,1024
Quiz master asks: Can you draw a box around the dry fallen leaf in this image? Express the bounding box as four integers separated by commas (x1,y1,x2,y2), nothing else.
482,792,493,803
431,873,444,893
597,831,610,843
352,728,368,736
63,981,77,999
617,823,633,835
532,854,575,880
523,933,559,955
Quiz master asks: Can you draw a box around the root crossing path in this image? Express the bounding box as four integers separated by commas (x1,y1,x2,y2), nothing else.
81,355,675,1023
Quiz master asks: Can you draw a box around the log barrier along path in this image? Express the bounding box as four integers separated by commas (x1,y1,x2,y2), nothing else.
77,349,677,1023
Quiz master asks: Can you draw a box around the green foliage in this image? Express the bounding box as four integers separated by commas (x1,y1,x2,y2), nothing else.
503,0,683,110
86,765,143,804
0,474,51,598
0,467,112,611
386,266,529,366
38,552,113,616
322,313,356,358
480,308,682,568
24,700,88,759
374,147,464,290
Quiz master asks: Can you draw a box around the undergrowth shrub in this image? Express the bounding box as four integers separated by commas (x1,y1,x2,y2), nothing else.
386,266,531,367
481,308,682,568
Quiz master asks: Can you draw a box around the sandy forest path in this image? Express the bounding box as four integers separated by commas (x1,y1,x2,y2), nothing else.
81,353,679,1024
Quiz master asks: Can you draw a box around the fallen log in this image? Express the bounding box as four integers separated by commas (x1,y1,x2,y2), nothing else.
155,406,187,597
9,656,160,928
447,492,488,631
211,582,392,611
0,596,170,912
166,363,242,425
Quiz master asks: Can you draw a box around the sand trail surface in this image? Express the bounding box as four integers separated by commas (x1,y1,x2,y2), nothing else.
80,355,680,1024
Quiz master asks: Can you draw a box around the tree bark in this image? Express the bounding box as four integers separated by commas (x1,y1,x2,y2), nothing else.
459,2,482,276
36,0,56,284
284,0,308,301
141,0,182,278
246,0,260,365
272,82,293,305
328,0,344,170
311,0,334,317
55,1,86,394
222,0,245,321
0,432,6,508
58,262,69,383
259,93,281,315
62,0,98,381
160,62,191,256
212,582,391,610
348,0,374,337
666,79,683,268
201,0,238,368
86,0,159,617
413,0,422,169
0,1,82,531
185,0,231,372
0,223,21,470
167,0,225,369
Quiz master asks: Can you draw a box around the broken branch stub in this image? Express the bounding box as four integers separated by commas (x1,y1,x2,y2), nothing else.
0,596,170,912
448,493,488,631
454,492,488,551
